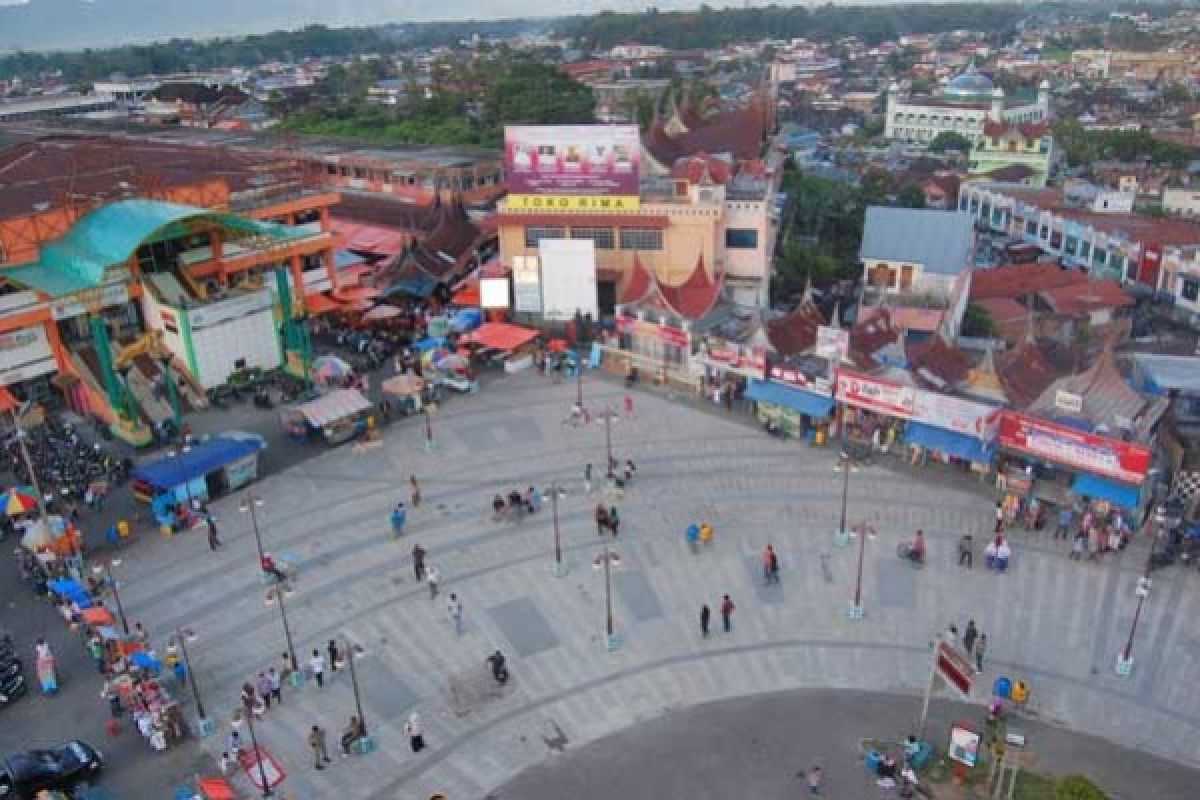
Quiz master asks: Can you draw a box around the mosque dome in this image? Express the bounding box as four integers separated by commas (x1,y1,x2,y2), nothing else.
941,66,995,100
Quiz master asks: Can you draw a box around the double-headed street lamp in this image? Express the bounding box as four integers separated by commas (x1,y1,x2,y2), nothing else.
233,707,272,798
596,407,619,479
848,523,876,620
423,407,435,453
93,557,129,635
1116,571,1152,676
832,450,859,547
239,492,266,565
593,544,621,651
265,584,299,679
549,483,569,578
167,626,212,736
345,638,368,738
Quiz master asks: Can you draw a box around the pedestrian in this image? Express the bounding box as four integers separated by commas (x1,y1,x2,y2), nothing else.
584,463,593,494
427,564,440,600
240,682,257,715
279,652,293,683
328,639,341,673
448,593,464,636
963,620,978,656
218,751,232,775
806,765,823,795
994,501,1004,534
257,671,272,710
946,624,959,646
410,474,421,507
975,633,987,672
957,534,973,568
762,544,780,584
1070,530,1086,560
206,515,221,550
623,392,635,419
309,649,326,688
412,543,427,582
267,667,282,705
133,621,149,645
609,505,620,537
405,711,425,753
595,503,608,536
1055,506,1073,541
700,604,711,638
88,636,105,673
720,594,735,633
308,724,331,770
227,730,243,758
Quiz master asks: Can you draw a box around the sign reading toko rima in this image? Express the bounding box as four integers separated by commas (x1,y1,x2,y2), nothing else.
505,125,640,210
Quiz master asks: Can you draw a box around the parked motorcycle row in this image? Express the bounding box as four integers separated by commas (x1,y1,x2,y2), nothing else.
311,320,410,374
3,418,132,509
0,633,26,707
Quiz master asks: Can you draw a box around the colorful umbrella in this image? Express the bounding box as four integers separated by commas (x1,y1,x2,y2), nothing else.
312,355,353,382
435,354,468,372
79,607,115,626
362,305,402,322
0,486,39,516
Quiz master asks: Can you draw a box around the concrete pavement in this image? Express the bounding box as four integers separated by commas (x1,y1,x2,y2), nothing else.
109,370,1200,799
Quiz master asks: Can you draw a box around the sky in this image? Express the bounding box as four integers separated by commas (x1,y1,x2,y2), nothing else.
0,0,984,53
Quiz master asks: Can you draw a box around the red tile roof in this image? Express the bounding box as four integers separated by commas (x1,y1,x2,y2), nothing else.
644,93,768,166
766,300,826,355
996,338,1059,407
658,253,722,320
907,334,974,388
618,253,654,304
974,296,1029,325
981,164,1038,182
849,307,899,359
970,262,1080,301
1038,279,1133,316
981,120,1050,140
670,154,734,185
993,186,1200,246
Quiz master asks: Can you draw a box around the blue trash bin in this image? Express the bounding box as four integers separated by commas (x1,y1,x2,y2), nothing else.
994,676,1012,699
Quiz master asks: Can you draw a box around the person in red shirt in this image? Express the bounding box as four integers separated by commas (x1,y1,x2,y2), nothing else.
261,553,288,583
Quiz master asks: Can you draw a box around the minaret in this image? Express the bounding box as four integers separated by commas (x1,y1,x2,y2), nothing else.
1037,79,1051,119
885,82,900,139
990,87,1005,124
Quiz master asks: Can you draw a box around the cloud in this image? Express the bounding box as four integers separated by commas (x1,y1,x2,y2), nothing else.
0,1,31,6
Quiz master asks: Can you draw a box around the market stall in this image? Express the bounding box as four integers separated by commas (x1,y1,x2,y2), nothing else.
382,374,426,414
132,436,265,524
462,322,540,372
281,388,373,445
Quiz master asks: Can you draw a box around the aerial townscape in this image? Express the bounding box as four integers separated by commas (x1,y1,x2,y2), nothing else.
4,1,1200,798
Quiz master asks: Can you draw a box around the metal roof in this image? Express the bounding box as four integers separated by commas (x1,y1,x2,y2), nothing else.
859,207,975,275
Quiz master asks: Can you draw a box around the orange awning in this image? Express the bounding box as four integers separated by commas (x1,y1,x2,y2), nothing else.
463,322,539,352
305,293,343,315
452,283,480,307
0,387,15,414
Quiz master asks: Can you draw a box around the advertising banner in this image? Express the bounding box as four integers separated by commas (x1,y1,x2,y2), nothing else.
0,326,56,386
910,392,994,438
539,239,598,321
506,125,640,208
815,325,849,362
768,364,833,396
835,370,916,417
512,255,542,313
836,369,995,436
995,411,1152,484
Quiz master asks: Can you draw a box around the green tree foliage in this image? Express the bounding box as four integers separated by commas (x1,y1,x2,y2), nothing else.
896,184,927,209
483,62,595,129
961,302,996,337
928,131,973,153
1054,775,1108,800
1053,120,1193,168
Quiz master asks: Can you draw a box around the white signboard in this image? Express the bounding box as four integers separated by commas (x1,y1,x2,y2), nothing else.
512,255,542,313
1055,390,1083,414
815,325,849,362
188,289,274,330
480,278,510,309
538,238,598,321
0,326,57,386
911,391,995,438
50,283,129,320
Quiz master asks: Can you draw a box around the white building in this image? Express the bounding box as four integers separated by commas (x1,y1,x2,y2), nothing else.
885,66,1051,145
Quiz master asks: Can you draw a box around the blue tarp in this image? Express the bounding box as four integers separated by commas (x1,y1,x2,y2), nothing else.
384,276,436,298
449,308,483,332
335,250,367,270
132,437,263,491
413,337,447,353
1071,473,1141,510
904,421,994,464
745,379,835,418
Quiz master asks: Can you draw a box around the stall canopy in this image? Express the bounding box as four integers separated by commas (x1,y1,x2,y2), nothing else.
745,378,835,418
292,389,371,428
903,421,994,465
1071,473,1141,510
463,322,539,352
132,437,264,491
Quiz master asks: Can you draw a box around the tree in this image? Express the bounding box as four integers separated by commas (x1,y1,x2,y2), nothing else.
961,302,995,338
1055,776,1108,800
896,184,927,209
929,132,972,153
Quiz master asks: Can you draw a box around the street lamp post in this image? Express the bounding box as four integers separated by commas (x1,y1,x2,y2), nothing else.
576,356,584,410
833,450,857,547
593,544,621,650
266,585,299,677
1116,571,1152,676
235,708,272,798
550,483,569,577
346,639,367,735
93,558,128,634
170,626,213,736
596,406,617,479
158,355,183,438
424,407,435,453
239,493,266,565
849,523,876,620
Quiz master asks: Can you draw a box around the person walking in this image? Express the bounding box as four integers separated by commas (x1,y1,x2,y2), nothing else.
700,604,711,638
805,765,823,795
994,501,1005,534
327,639,341,673
257,671,272,711
720,594,735,633
267,667,282,705
410,475,421,508
762,545,776,585
975,633,987,673
584,463,593,494
405,712,425,753
609,506,620,538
963,620,978,656
412,543,427,583
957,534,973,568
309,649,326,689
308,724,331,770
448,593,464,636
623,392,635,419
206,515,221,550
427,564,440,600
769,545,780,584
240,682,257,715
1055,506,1074,541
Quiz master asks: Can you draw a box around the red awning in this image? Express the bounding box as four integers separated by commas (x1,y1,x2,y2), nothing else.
452,283,481,307
0,388,16,414
463,322,539,352
305,293,343,315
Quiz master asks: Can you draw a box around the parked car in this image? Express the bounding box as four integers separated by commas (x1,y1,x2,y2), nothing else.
0,741,103,798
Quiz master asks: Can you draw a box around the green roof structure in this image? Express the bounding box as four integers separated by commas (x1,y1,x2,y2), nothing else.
3,198,307,297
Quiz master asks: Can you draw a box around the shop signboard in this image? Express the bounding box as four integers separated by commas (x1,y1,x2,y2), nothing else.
703,340,767,377
505,125,640,210
995,411,1152,484
835,370,915,417
815,325,849,363
1055,390,1083,414
512,255,542,313
911,392,995,438
480,278,510,309
50,283,129,320
948,724,982,768
768,364,833,396
0,326,57,386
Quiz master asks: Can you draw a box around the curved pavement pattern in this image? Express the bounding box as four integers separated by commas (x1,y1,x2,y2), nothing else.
119,374,1200,799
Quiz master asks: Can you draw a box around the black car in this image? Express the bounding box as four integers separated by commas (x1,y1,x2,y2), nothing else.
0,741,103,798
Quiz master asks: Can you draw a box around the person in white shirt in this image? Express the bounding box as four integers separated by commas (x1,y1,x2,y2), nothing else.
309,649,326,688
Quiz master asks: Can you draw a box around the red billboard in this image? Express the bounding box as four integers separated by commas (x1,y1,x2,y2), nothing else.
505,125,640,203
995,411,1151,484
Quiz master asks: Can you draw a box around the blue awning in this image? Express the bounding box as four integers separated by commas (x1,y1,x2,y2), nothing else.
384,276,437,298
132,437,264,491
904,421,994,464
1071,473,1141,510
746,379,835,418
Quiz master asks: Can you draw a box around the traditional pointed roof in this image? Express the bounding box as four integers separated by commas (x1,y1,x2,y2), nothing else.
643,92,767,168
907,333,973,390
658,253,722,321
1027,341,1149,432
376,197,486,285
618,252,654,305
995,337,1058,408
766,297,826,356
964,344,1008,402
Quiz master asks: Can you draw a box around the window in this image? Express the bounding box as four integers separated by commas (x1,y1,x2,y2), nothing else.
524,226,566,248
725,228,759,249
1092,248,1107,267
959,196,969,211
619,228,663,251
1064,236,1078,256
570,227,615,249
1079,241,1091,261
1183,278,1200,303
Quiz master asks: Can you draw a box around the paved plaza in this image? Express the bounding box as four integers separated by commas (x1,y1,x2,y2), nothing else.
106,371,1200,799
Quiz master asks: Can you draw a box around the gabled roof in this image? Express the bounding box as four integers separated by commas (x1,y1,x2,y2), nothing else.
766,298,826,356
907,334,973,389
670,153,734,185
970,262,1079,301
643,92,767,166
1028,343,1148,432
849,307,899,367
859,207,975,275
618,253,654,304
981,119,1050,140
996,338,1059,408
1038,280,1133,316
658,254,722,320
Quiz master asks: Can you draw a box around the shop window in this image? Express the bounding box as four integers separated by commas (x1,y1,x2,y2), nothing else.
1050,231,1062,249
570,227,616,250
1064,236,1078,256
725,228,758,249
1182,278,1200,303
524,226,566,248
1079,241,1091,261
619,228,663,251
1092,248,1107,267
899,264,915,289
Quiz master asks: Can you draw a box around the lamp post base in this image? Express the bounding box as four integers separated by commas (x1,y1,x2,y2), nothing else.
288,671,307,688
1115,653,1134,676
195,716,216,737
605,633,624,652
550,561,571,578
848,604,865,620
424,440,436,454
834,530,852,548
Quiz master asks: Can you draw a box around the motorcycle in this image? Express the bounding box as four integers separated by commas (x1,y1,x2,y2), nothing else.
0,672,25,705
487,650,508,685
896,542,926,569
